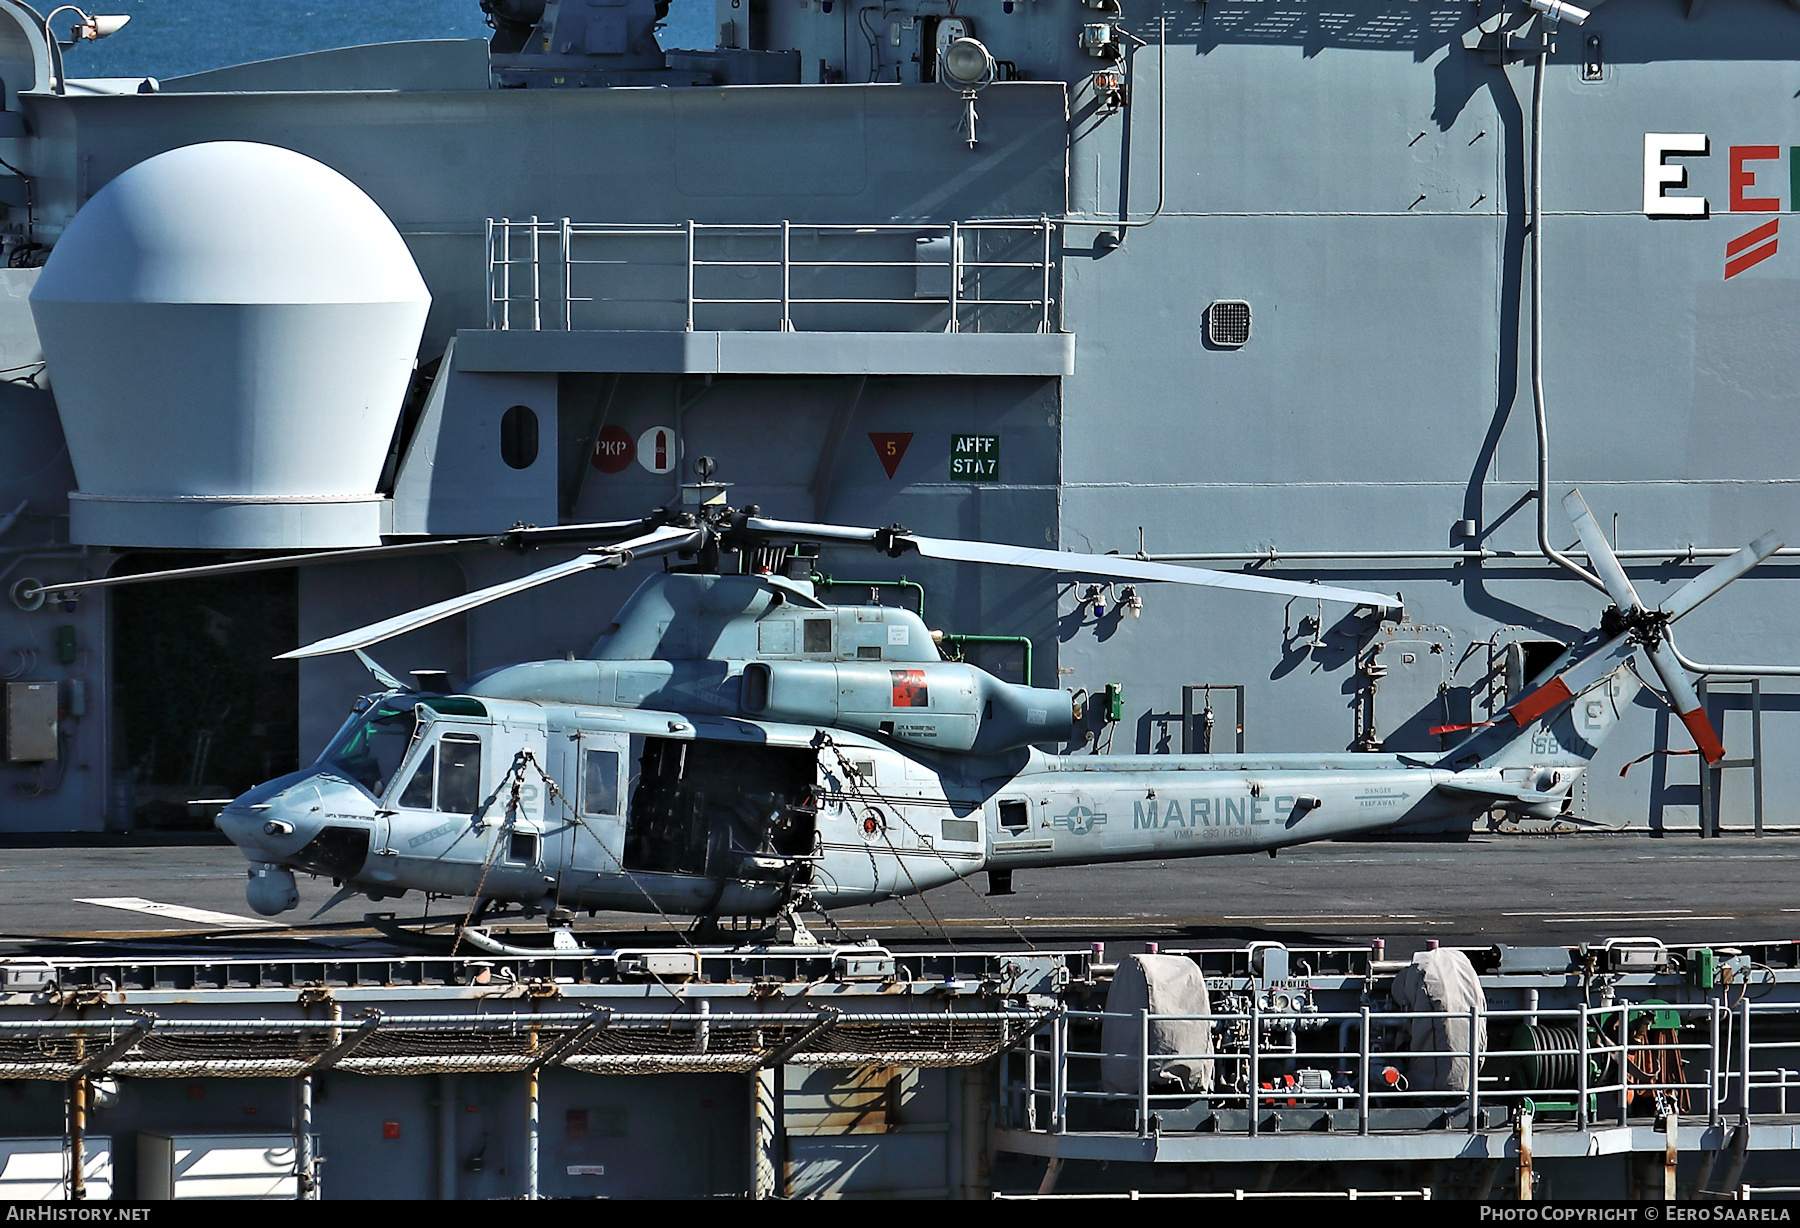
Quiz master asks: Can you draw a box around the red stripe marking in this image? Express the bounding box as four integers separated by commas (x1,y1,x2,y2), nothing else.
1726,218,1781,258
1510,677,1573,727
1725,240,1778,280
1678,707,1727,765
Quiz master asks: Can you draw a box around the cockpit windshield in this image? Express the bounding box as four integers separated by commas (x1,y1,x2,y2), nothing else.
317,701,418,799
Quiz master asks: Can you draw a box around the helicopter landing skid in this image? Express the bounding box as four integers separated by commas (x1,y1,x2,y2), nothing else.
456,925,598,958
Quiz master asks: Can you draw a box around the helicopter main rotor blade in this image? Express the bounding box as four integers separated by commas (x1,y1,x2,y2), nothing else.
905,537,1402,611
740,517,1401,611
487,517,664,549
25,537,501,599
740,516,879,546
1561,488,1645,614
276,525,704,660
1661,531,1784,623
21,517,658,600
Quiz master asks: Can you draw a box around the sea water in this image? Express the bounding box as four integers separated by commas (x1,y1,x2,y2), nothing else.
65,0,717,82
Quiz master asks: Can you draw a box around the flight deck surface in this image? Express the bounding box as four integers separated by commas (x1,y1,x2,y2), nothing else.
4,834,1794,954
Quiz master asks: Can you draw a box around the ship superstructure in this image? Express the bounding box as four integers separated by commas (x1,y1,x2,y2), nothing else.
0,0,1794,843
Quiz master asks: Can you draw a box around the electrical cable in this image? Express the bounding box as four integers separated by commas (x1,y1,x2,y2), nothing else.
857,6,880,81
1066,17,1165,236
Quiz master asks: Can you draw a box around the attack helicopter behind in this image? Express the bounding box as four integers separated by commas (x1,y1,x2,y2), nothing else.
35,477,1781,947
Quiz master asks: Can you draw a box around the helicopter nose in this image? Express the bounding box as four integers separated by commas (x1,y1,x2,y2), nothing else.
215,768,334,860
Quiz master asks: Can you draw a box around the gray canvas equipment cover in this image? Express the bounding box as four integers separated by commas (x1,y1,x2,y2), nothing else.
1388,947,1487,1094
1100,954,1214,1095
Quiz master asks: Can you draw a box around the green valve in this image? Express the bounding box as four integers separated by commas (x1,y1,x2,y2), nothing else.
1103,682,1124,724
56,625,77,666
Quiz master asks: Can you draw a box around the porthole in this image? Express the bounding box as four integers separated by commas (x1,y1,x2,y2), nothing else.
500,404,539,469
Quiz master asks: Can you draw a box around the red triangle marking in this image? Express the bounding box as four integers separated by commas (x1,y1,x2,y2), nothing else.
868,432,914,479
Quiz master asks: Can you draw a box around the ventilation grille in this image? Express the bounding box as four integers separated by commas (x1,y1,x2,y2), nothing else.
1206,299,1252,347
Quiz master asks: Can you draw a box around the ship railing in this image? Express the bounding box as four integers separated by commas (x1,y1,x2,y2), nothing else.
1741,1184,1800,1200
1005,1000,1755,1139
484,215,1061,335
0,1006,1047,1079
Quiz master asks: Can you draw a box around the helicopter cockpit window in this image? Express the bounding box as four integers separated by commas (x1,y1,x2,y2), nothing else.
397,747,436,809
583,749,620,816
437,733,483,814
319,701,417,799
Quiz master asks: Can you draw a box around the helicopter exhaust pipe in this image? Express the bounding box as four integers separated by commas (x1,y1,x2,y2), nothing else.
742,660,1074,753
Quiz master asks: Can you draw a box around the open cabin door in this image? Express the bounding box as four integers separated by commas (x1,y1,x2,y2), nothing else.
622,736,819,879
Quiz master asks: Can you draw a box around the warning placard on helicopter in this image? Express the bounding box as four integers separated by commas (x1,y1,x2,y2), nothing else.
891,669,929,707
950,434,998,482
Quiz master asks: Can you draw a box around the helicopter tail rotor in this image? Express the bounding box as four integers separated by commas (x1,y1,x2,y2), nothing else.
1498,490,1781,766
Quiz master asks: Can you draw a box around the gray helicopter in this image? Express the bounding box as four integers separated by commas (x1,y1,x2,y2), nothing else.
38,482,1780,947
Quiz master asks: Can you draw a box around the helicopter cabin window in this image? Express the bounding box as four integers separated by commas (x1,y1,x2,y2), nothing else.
436,733,483,814
999,800,1029,834
508,831,539,863
803,618,832,653
397,747,436,809
583,749,620,816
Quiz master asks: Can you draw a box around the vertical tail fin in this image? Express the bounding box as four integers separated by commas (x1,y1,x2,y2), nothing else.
1441,637,1640,772
1432,638,1641,820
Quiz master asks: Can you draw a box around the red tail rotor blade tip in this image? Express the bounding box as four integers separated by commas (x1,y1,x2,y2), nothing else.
1677,707,1727,765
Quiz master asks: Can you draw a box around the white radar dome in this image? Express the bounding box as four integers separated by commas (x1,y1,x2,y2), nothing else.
31,141,431,548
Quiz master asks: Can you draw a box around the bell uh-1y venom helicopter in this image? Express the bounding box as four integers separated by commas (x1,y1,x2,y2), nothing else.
37,479,1781,950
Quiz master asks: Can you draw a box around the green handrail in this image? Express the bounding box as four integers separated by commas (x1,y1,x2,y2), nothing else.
938,634,1034,688
808,572,1033,684
808,572,927,618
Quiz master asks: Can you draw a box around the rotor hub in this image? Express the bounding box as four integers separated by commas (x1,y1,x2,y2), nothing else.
1604,604,1671,650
